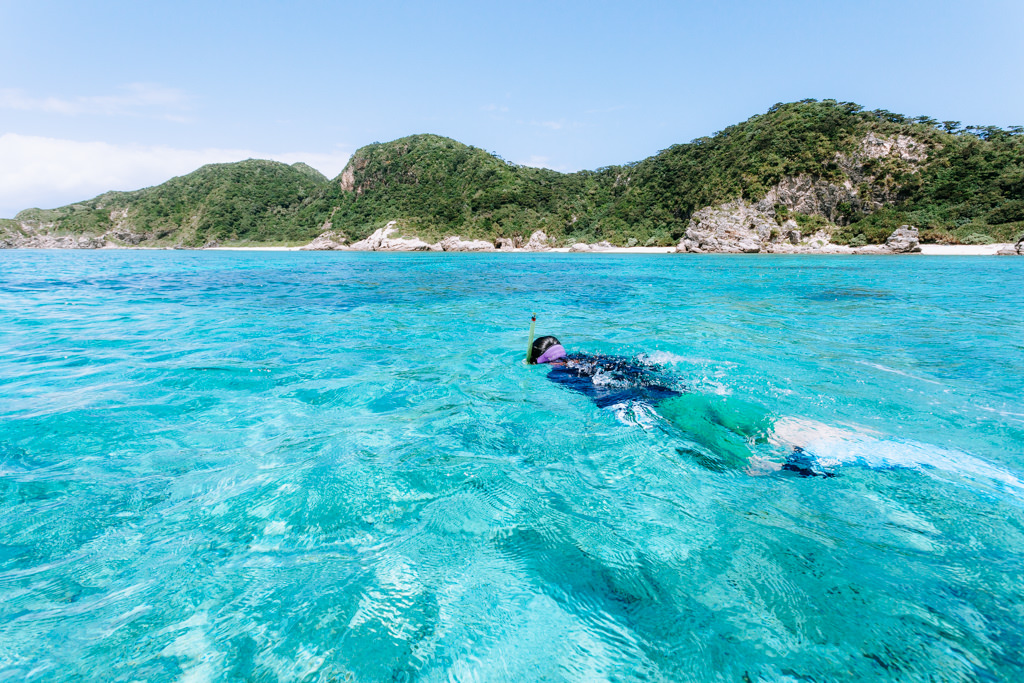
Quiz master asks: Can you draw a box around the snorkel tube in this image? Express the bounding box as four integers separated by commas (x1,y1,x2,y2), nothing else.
526,314,536,364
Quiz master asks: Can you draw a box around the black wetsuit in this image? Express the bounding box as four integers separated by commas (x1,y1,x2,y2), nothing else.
545,353,683,408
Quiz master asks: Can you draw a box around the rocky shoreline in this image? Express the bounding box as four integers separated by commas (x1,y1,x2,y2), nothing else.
3,218,1021,256
203,219,1016,256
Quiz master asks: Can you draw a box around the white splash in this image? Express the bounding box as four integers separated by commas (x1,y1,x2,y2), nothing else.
639,351,691,365
607,401,659,430
771,417,1024,496
590,369,628,388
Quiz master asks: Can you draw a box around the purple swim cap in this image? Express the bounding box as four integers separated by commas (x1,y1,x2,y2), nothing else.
536,344,566,364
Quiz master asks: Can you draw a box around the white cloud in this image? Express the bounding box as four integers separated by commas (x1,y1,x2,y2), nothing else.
0,83,193,120
480,103,509,113
0,134,352,218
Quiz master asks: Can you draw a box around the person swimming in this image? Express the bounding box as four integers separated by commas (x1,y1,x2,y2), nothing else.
528,335,682,408
529,334,833,477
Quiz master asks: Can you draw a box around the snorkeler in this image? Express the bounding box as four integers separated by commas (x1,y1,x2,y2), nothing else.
528,335,683,408
529,334,832,477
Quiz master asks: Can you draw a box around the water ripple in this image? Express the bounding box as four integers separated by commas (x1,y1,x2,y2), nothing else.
0,250,1022,680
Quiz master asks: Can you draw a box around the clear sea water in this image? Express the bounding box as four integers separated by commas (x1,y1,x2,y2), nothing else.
1,250,1022,682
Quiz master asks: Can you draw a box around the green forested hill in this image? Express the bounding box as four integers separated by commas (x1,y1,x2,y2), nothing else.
6,100,1023,247
12,160,328,245
561,100,1024,245
303,134,572,243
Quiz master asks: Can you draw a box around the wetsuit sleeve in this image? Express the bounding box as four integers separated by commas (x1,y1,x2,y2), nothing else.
545,355,681,408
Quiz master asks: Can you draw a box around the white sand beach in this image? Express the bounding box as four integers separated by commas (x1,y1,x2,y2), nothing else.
547,246,677,254
206,246,303,251
196,243,1017,255
917,243,1014,255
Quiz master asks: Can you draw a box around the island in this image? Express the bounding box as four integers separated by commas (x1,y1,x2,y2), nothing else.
2,100,1022,255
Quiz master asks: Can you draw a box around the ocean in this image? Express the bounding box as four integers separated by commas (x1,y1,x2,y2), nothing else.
1,250,1022,681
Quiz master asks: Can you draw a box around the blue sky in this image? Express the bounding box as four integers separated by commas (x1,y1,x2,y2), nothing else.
1,0,1022,217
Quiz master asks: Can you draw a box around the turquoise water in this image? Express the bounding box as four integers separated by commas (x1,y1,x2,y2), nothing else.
1,251,1022,681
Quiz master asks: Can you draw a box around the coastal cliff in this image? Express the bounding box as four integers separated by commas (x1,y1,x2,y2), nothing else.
3,100,1022,252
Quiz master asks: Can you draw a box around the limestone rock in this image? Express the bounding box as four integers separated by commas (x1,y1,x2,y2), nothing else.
349,221,434,251
859,132,928,163
679,200,775,253
300,231,349,251
885,225,921,253
764,234,850,254
819,244,855,254
104,229,145,245
19,233,106,249
568,241,612,252
437,236,495,252
495,236,522,250
338,166,356,192
853,244,892,255
996,237,1024,255
757,175,860,225
103,208,146,245
523,230,552,252
753,133,930,229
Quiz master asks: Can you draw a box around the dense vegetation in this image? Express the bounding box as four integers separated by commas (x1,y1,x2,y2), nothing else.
304,135,571,243
551,100,1024,246
14,160,328,245
839,123,1024,244
6,100,1023,247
